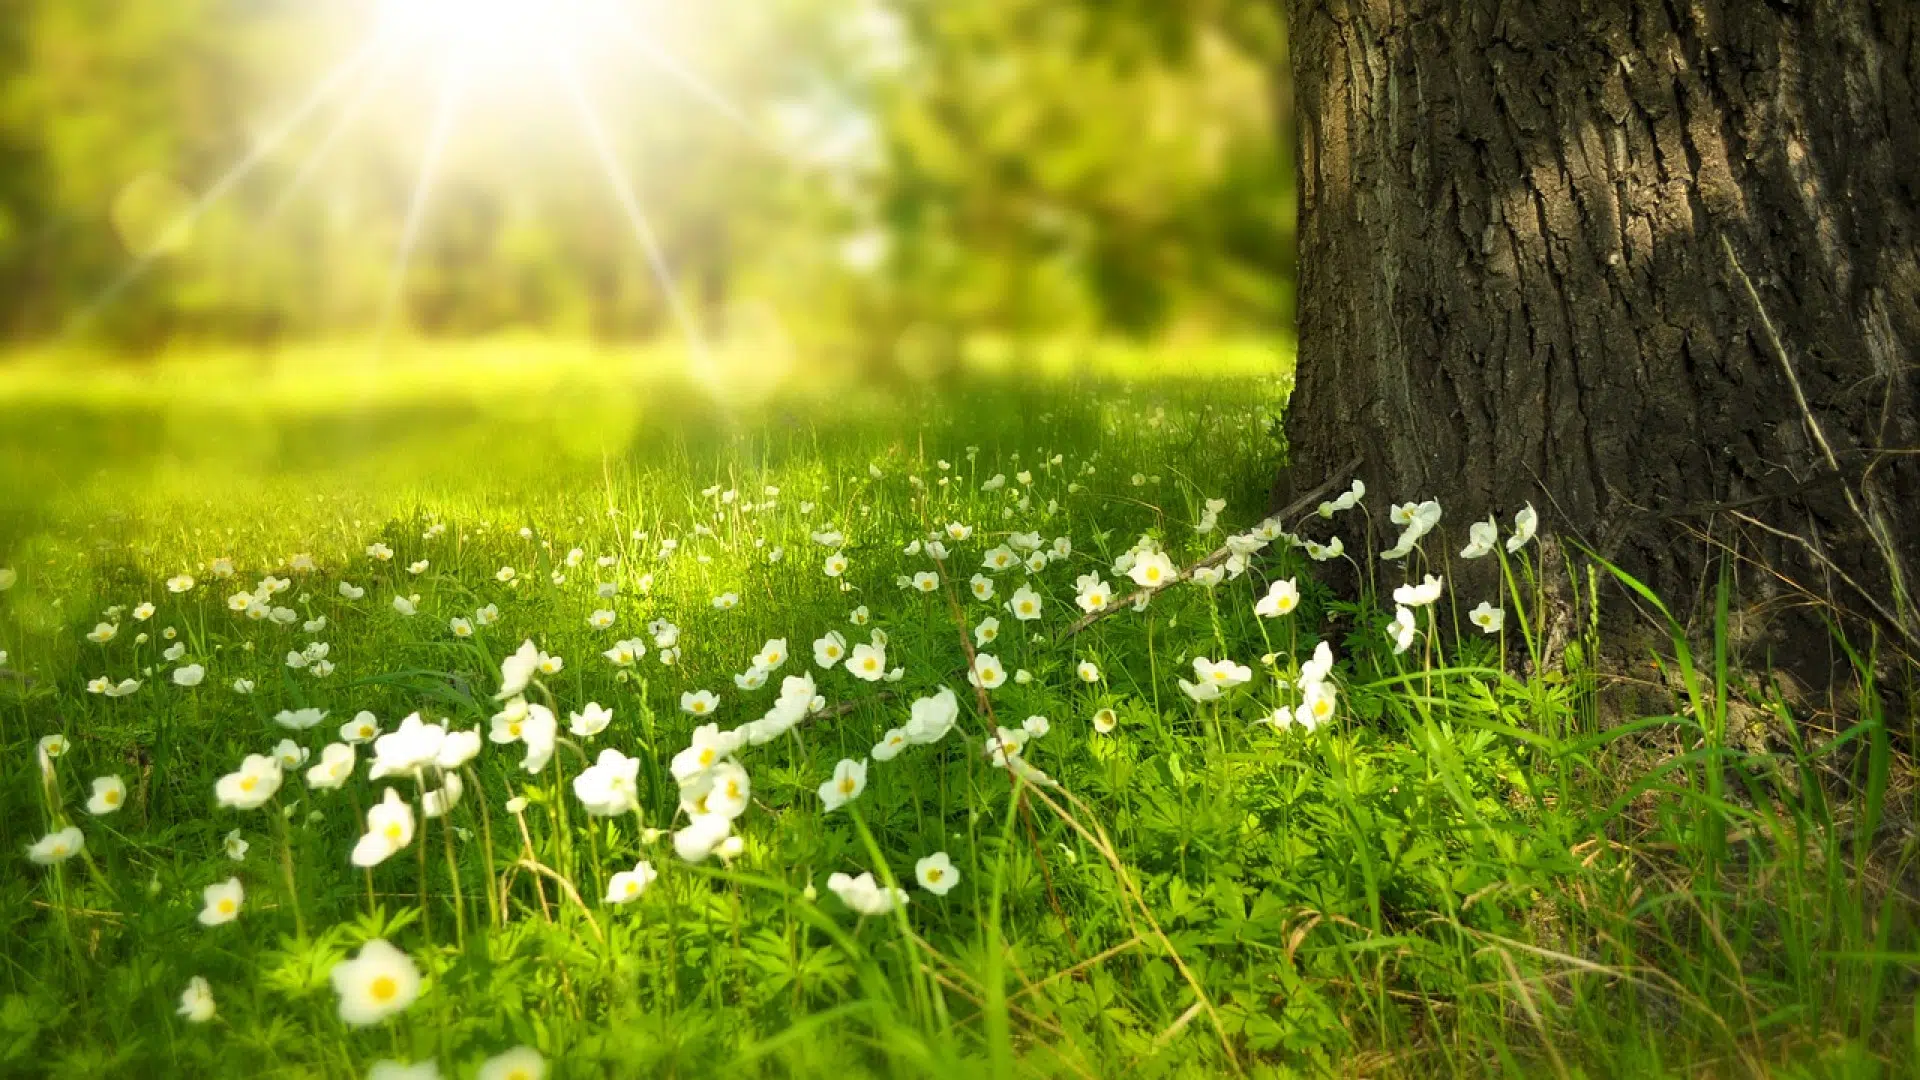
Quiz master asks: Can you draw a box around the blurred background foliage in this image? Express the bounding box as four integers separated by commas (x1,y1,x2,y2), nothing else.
0,0,1292,360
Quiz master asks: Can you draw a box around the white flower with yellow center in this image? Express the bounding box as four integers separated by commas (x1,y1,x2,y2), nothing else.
28,826,84,865
351,789,415,868
605,861,659,905
330,938,421,1027
1255,579,1300,618
1127,551,1176,589
214,754,283,810
812,632,847,668
87,775,126,815
197,877,244,926
847,642,887,682
1007,585,1042,622
680,690,718,717
969,574,996,602
1469,601,1505,634
915,852,959,896
968,654,1006,690
817,758,868,813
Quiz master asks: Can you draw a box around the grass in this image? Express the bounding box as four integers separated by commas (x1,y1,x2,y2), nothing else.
0,341,1912,1079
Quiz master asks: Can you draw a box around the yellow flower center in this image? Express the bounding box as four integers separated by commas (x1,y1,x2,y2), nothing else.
625,880,639,895
698,748,715,766
370,975,398,1002
927,869,943,882
692,702,707,714
104,790,121,805
508,723,522,737
839,778,856,795
1314,700,1331,718
218,899,235,915
239,777,257,792
385,823,403,841
725,780,741,799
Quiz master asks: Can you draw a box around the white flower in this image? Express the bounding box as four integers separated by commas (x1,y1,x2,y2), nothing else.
224,829,248,861
478,1048,547,1080
968,653,1006,690
847,642,887,682
215,755,283,809
1255,579,1299,618
587,609,616,630
1076,661,1101,683
1022,715,1051,739
272,738,310,769
752,638,789,672
1007,585,1042,621
390,595,417,617
28,826,84,865
351,789,416,868
969,574,996,602
497,640,541,699
87,775,126,815
916,852,959,896
1392,574,1445,607
569,702,614,739
231,678,255,695
903,687,959,745
849,605,870,626
370,713,446,779
817,758,868,812
606,861,659,905
1092,708,1118,734
673,813,732,863
1301,640,1336,687
86,622,118,644
339,711,379,744
973,616,1001,648
1460,517,1498,559
1127,551,1176,589
306,743,356,789
572,748,641,816
1295,681,1337,730
450,617,473,638
331,939,421,1027
1306,536,1345,562
712,592,740,610
172,663,205,688
339,581,366,600
197,877,245,926
872,728,910,761
911,571,939,593
38,733,70,760
945,521,972,541
1470,601,1505,634
475,603,501,626
827,870,907,915
823,553,850,578
602,638,646,666
1193,656,1253,689
734,667,768,691
1179,677,1221,702
1386,606,1418,655
1507,503,1538,553
177,976,216,1023
436,728,482,770
680,690,718,717
813,632,847,668
133,602,156,621
1074,577,1113,613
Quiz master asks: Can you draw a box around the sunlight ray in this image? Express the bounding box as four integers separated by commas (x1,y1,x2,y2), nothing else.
376,63,467,346
548,49,712,372
63,39,387,337
588,4,789,164
264,50,401,223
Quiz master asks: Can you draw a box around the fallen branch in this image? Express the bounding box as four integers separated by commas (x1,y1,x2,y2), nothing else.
1058,456,1361,641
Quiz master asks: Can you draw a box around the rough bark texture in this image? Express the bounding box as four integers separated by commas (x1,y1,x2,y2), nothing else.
1283,0,1920,649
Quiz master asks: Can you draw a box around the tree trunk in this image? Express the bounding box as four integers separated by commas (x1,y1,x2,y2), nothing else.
1283,0,1920,649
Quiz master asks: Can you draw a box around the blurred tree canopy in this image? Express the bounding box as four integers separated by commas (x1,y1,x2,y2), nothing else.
0,0,1291,353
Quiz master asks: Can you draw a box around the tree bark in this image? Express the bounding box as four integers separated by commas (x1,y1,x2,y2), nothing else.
1283,0,1920,647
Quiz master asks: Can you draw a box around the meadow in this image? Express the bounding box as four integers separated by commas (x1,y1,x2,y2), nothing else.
0,344,1911,1079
